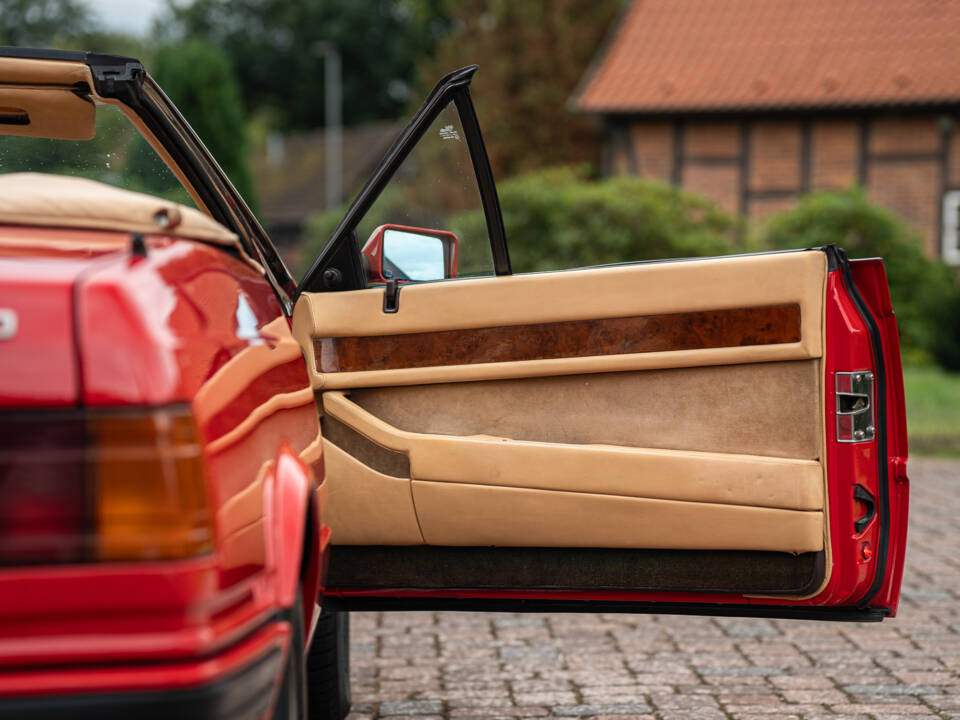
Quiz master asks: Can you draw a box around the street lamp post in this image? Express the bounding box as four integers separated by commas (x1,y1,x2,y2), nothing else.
312,41,342,210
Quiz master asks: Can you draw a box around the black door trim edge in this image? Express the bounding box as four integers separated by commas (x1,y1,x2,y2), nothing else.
324,596,890,623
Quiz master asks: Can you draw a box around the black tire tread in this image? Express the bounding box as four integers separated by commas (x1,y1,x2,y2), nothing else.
306,608,351,720
273,592,306,720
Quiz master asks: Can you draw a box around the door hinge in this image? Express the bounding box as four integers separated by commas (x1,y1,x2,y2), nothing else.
836,371,875,443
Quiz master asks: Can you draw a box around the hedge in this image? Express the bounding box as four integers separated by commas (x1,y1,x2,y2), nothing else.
450,166,745,272
760,188,960,369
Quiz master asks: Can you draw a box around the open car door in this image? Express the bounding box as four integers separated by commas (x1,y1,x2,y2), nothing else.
294,67,909,622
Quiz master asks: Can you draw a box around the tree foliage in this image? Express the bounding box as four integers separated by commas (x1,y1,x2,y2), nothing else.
0,0,90,46
415,0,622,178
158,0,451,131
130,39,256,204
0,0,148,68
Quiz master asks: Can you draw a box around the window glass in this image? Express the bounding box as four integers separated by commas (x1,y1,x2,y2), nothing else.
0,103,195,207
355,100,494,280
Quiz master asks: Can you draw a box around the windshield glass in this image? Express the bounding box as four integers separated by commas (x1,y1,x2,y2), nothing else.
0,103,195,207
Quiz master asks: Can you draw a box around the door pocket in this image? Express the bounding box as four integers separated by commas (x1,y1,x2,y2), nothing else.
322,391,824,554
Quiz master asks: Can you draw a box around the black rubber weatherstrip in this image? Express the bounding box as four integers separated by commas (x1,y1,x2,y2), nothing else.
833,245,891,607
454,90,511,276
0,46,88,61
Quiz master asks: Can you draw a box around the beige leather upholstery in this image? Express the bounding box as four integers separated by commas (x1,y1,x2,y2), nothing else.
322,440,424,545
0,57,93,86
413,483,823,553
321,391,824,553
324,391,822,510
0,87,95,140
293,251,826,389
313,344,813,390
349,360,821,460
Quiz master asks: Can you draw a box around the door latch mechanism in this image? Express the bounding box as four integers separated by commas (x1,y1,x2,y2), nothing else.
853,485,877,534
836,371,875,443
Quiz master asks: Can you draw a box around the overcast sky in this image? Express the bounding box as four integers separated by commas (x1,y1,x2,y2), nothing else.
86,0,168,35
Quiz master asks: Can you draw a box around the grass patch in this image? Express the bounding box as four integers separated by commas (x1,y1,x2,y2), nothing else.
904,364,960,456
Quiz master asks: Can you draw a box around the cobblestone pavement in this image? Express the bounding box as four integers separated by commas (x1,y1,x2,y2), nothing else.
345,457,960,720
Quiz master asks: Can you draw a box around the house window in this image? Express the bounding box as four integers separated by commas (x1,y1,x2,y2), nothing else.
943,190,960,266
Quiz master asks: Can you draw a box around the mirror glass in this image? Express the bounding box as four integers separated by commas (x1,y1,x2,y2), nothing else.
382,228,445,281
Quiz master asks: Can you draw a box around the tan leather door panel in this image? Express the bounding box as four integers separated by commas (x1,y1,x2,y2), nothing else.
294,250,828,558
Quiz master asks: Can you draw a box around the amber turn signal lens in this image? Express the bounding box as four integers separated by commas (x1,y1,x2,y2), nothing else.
0,407,213,565
92,409,213,561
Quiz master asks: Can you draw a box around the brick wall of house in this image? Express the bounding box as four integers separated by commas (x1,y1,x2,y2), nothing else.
810,120,858,190
610,111,960,262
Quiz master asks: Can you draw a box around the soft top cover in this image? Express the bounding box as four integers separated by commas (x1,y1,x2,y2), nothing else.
0,173,238,245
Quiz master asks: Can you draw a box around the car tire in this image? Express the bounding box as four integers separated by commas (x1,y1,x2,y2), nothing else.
306,608,351,720
273,591,307,720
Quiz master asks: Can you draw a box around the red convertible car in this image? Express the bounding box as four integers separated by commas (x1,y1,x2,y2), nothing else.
0,48,908,719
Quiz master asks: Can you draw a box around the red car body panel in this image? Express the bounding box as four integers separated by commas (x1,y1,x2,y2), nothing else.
0,226,326,709
0,232,97,406
0,621,290,697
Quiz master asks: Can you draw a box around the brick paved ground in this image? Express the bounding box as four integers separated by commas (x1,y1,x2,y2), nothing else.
345,457,960,720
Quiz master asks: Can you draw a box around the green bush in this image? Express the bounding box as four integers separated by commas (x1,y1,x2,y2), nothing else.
451,166,744,273
759,188,960,369
300,166,744,279
131,39,255,207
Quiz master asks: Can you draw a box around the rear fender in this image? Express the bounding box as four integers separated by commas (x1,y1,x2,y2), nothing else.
266,443,320,625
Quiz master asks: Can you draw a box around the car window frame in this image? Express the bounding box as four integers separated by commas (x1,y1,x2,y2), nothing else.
297,65,511,297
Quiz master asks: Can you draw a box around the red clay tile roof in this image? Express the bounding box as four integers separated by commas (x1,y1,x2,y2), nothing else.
573,0,960,114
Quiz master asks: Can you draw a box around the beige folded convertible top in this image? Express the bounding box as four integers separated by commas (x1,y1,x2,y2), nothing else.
0,173,236,242
0,173,263,273
0,173,262,270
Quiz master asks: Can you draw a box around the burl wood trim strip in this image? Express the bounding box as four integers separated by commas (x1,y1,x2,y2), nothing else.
315,304,801,373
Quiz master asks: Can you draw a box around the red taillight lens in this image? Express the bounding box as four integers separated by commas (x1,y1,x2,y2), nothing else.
0,407,213,565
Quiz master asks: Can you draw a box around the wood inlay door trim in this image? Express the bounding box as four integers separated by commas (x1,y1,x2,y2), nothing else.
315,304,801,373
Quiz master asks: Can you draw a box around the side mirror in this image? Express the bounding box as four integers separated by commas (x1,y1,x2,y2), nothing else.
361,224,458,283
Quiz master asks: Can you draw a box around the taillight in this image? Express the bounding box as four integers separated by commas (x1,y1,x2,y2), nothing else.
0,407,213,565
